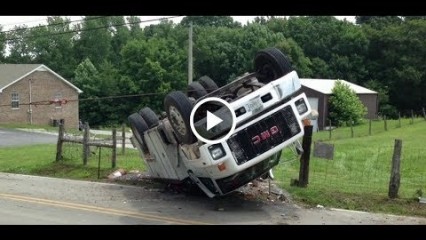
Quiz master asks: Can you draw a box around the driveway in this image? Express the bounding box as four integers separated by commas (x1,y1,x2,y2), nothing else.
0,128,58,147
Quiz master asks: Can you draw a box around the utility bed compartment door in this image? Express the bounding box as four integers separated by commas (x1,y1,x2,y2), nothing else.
143,128,188,181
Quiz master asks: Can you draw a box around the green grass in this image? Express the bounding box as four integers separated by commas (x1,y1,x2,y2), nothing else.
275,118,426,217
0,144,145,181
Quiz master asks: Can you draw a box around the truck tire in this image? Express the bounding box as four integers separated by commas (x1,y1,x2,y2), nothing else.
128,113,149,152
254,47,292,83
139,107,159,128
164,91,196,144
198,76,219,93
187,81,208,100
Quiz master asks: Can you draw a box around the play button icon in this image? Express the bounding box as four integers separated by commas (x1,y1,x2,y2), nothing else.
190,97,236,144
206,111,223,131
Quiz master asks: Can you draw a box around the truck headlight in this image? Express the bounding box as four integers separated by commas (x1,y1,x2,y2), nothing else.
208,143,226,160
295,98,308,115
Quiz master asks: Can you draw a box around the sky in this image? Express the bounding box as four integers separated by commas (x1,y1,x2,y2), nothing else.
0,16,356,31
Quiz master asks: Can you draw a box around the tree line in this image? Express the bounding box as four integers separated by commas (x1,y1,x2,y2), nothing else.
0,16,424,127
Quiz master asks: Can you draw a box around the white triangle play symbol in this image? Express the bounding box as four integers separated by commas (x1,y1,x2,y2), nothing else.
206,111,223,131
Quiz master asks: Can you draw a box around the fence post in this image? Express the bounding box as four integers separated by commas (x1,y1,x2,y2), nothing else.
56,123,65,161
384,115,388,131
83,122,90,165
121,123,126,155
350,119,354,138
369,119,372,135
411,110,414,124
328,120,332,140
298,125,313,187
388,139,402,199
422,107,426,121
112,128,117,168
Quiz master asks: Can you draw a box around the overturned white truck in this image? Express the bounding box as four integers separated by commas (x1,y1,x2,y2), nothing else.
128,48,312,198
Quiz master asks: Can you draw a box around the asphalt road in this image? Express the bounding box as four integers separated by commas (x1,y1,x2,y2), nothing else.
0,128,57,147
1,172,426,225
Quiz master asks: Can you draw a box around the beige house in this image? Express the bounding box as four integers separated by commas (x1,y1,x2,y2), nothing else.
0,64,82,129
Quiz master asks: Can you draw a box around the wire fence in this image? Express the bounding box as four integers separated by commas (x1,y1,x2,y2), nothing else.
275,144,426,199
321,115,426,141
60,128,143,179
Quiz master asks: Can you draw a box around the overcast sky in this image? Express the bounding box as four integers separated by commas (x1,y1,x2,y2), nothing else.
0,16,356,31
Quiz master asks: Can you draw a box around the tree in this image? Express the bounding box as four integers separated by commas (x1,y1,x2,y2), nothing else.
73,58,103,126
328,80,367,126
364,80,398,118
27,16,77,78
5,25,33,63
0,25,5,62
355,16,403,28
180,16,241,28
361,19,426,114
267,16,369,81
73,16,112,68
109,16,131,67
120,37,187,113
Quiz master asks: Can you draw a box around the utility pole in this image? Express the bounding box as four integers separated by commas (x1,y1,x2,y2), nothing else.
188,22,193,84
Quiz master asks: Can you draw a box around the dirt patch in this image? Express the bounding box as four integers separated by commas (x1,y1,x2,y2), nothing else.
109,170,290,205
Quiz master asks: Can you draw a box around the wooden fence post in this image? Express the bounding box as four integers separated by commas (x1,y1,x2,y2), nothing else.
369,119,372,135
298,125,313,187
388,139,402,199
422,107,426,121
121,123,126,155
112,128,117,168
56,123,64,161
328,120,332,140
350,120,354,138
384,115,388,131
83,122,90,165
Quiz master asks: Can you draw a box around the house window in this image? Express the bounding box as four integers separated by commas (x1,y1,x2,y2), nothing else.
11,92,19,109
54,93,62,109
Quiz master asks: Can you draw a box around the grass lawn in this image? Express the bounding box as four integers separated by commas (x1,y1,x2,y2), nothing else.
0,143,145,181
274,118,426,217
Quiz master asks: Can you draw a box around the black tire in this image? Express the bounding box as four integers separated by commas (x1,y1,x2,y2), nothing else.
254,47,292,83
164,91,196,144
139,107,159,128
187,81,208,100
128,113,149,152
198,76,219,93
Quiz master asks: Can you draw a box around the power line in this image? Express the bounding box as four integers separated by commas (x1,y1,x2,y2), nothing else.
0,16,108,35
0,17,48,27
0,85,212,108
3,16,183,42
0,91,171,108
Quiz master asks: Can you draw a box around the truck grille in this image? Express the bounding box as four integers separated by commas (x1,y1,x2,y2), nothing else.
226,105,301,165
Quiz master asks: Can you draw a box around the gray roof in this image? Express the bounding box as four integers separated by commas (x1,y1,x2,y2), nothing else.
0,64,82,93
300,79,377,95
